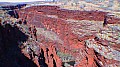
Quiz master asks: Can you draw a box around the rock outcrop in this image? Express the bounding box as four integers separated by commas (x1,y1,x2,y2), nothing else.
16,5,120,67
0,4,120,67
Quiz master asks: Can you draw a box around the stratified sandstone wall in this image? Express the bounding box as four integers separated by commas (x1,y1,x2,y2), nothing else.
18,6,107,21
16,5,120,67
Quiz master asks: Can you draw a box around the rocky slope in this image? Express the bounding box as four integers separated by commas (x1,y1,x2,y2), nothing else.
0,4,120,67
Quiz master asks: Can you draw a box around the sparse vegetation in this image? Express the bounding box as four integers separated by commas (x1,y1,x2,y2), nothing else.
57,51,71,57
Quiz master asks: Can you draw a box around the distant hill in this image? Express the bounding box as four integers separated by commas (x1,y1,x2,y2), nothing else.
0,2,18,6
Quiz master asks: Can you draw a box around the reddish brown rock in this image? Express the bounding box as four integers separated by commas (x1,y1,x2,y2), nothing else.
15,5,120,67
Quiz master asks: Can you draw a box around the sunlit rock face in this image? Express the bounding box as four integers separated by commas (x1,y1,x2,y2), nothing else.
16,5,120,67
1,3,120,67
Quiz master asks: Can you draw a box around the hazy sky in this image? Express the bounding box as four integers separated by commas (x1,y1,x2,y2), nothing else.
0,0,49,2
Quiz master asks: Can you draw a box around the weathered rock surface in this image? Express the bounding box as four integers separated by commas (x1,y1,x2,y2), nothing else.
0,4,120,67
16,5,120,67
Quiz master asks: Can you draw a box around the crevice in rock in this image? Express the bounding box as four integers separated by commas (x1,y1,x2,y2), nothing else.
38,48,48,67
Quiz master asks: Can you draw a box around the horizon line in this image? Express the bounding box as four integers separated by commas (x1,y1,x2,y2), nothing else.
0,0,54,3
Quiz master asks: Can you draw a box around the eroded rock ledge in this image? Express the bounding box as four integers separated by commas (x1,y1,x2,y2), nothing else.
0,5,120,67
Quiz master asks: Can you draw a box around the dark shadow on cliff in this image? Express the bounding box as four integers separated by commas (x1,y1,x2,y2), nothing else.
7,10,19,19
0,24,37,67
50,54,56,67
38,48,48,67
1,4,26,10
1,4,26,19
